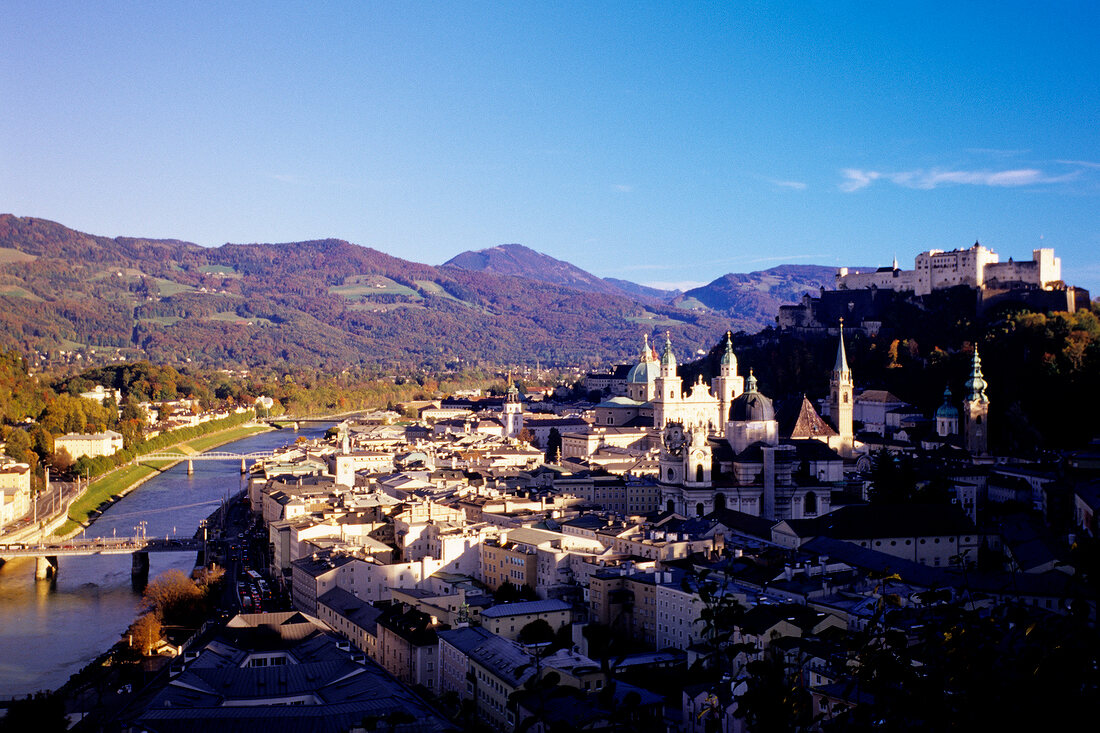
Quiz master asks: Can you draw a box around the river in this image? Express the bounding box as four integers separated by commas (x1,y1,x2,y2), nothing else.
0,424,329,697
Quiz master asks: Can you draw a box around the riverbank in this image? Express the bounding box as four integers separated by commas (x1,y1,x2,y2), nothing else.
56,422,272,538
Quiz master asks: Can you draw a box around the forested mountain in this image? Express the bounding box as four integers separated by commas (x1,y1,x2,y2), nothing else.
0,215,753,369
443,243,629,297
674,265,838,322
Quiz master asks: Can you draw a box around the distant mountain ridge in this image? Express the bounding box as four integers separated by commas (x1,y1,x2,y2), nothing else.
444,243,645,298
675,265,838,324
0,215,835,369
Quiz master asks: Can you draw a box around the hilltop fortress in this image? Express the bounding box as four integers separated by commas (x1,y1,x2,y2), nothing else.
780,242,1089,332
836,243,1061,295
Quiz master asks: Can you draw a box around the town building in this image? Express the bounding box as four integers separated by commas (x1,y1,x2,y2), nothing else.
54,430,124,459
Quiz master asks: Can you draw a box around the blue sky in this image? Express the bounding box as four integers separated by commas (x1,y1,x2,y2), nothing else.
2,2,1098,292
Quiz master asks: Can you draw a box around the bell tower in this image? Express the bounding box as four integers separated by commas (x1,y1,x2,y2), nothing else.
962,347,990,455
828,320,854,456
711,332,744,426
653,333,682,428
502,378,523,438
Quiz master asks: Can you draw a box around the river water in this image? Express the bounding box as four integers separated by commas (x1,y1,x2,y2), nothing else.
0,425,329,697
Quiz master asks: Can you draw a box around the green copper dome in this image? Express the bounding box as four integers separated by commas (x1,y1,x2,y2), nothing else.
660,332,677,368
935,386,958,418
720,332,736,368
729,369,774,422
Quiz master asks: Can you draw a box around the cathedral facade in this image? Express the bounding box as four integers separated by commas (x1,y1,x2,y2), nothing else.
640,328,856,522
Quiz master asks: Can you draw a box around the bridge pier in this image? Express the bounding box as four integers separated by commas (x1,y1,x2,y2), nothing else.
241,458,247,474
131,551,150,589
187,459,194,476
35,555,58,580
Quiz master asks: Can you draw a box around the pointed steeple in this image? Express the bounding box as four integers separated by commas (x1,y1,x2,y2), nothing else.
965,346,988,402
660,332,677,369
745,368,758,393
834,319,850,374
720,331,735,368
640,334,656,363
829,318,854,455
892,253,899,270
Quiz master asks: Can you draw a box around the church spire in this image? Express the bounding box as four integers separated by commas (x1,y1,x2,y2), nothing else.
660,332,677,370
965,346,988,402
829,319,854,456
720,331,735,369
834,319,850,374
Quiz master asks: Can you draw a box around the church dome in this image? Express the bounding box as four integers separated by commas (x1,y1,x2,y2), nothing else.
935,387,958,419
626,360,659,384
728,371,774,422
626,333,659,384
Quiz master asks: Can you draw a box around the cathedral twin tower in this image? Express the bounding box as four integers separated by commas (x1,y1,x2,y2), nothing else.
644,326,855,459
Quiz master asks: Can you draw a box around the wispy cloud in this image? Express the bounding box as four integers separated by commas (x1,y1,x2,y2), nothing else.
1056,159,1100,169
611,184,633,193
839,169,881,192
965,148,1030,157
769,179,808,191
840,167,1078,192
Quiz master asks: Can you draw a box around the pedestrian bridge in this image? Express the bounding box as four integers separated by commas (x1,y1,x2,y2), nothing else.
139,450,275,474
140,450,275,461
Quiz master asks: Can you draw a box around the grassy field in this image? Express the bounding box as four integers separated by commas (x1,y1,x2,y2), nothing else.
0,247,37,264
57,423,271,535
151,277,195,296
330,275,422,300
626,313,686,327
0,284,42,300
674,297,710,310
206,312,274,326
199,265,239,276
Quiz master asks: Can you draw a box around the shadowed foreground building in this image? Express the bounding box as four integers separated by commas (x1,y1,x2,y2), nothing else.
126,611,454,733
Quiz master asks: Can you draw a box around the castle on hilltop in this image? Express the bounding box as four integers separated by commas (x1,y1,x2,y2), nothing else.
835,243,1061,295
779,242,1088,333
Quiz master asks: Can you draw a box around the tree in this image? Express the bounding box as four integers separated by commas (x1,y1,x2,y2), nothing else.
4,428,33,464
128,612,163,655
142,569,205,627
692,569,750,677
518,619,556,646
545,428,563,463
49,447,74,474
0,692,68,733
734,646,814,733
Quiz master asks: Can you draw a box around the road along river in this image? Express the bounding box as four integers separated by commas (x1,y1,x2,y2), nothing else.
0,424,328,696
